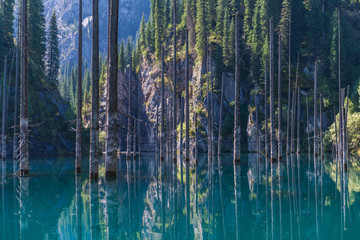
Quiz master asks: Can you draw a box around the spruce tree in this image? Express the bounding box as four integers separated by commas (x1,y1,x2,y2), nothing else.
154,0,165,60
28,0,46,84
119,40,125,73
0,0,15,67
195,0,206,61
215,0,225,39
46,11,60,85
139,13,146,53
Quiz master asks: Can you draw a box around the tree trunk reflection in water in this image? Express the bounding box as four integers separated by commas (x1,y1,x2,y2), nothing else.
89,179,99,240
19,173,29,240
234,162,241,240
75,175,82,239
105,178,118,239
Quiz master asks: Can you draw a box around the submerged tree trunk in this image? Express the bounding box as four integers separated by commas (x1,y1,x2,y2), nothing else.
126,60,132,160
89,0,99,178
278,35,282,160
269,18,276,161
173,0,177,161
218,73,225,157
185,31,190,161
180,97,183,158
2,55,7,160
76,0,83,173
105,0,119,178
233,12,241,163
19,0,29,176
137,77,141,156
160,47,165,161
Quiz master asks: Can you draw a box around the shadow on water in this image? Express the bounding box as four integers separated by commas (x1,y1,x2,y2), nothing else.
0,153,360,239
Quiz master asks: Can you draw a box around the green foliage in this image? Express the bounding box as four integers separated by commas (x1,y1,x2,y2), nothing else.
325,98,360,153
118,40,125,73
46,11,60,85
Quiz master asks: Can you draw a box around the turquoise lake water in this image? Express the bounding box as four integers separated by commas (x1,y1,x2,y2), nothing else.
0,153,359,239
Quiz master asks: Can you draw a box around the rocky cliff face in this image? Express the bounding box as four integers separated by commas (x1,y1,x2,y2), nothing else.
43,0,150,68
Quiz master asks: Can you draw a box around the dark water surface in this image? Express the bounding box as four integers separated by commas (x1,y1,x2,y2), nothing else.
0,153,359,239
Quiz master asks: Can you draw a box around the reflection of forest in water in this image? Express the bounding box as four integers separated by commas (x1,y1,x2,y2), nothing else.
1,153,360,239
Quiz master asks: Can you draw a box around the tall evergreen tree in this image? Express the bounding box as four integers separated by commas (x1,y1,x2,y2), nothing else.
119,40,125,73
139,13,146,52
195,0,206,60
215,0,225,39
0,0,15,67
46,11,60,85
154,0,165,59
28,0,46,84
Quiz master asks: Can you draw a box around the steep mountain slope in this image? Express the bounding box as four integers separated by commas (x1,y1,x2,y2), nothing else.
43,0,150,68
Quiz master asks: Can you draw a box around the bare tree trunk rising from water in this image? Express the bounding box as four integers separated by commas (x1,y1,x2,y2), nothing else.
90,0,99,178
76,0,83,173
233,12,241,163
105,0,119,178
19,0,29,176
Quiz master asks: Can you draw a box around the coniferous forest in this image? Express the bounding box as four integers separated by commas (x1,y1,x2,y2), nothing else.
1,0,360,239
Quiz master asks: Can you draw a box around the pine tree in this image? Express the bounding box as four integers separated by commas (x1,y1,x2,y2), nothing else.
28,0,46,84
0,0,15,67
154,0,165,59
46,11,60,85
215,0,225,39
222,8,230,68
119,40,125,73
195,0,206,61
139,13,146,53
125,37,133,65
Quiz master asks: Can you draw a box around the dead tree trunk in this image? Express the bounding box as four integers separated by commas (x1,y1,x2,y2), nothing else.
291,91,295,153
218,73,225,157
233,12,241,163
278,35,282,160
137,77,141,156
255,93,259,156
211,55,215,157
269,18,276,161
314,61,318,158
155,106,159,155
76,0,83,173
89,0,99,178
207,49,211,162
105,0,119,178
173,0,177,161
160,47,165,161
126,60,132,160
19,0,29,176
320,94,323,160
180,97,184,158
2,55,7,160
306,94,310,154
264,61,268,157
185,31,190,161
297,87,300,154
286,10,292,156
338,8,342,162
13,40,20,161
194,112,198,160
